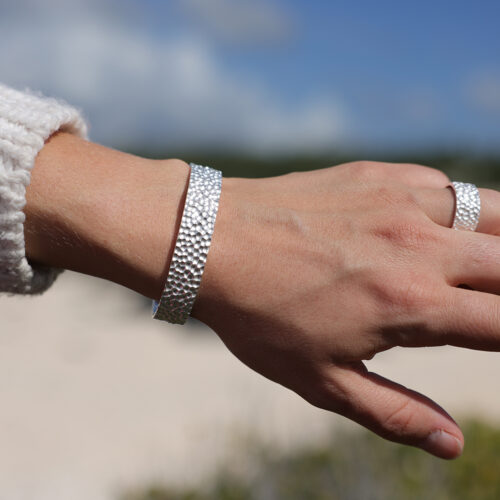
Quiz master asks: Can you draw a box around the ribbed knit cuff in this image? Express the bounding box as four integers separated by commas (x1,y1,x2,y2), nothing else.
0,83,88,294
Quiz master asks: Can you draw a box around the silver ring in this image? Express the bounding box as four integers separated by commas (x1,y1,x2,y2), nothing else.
449,182,481,232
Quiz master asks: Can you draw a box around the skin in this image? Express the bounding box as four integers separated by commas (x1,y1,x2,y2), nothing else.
25,132,500,460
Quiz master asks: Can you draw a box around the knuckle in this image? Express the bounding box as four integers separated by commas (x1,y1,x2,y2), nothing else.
371,274,437,346
382,397,416,437
306,385,341,412
306,371,350,413
396,277,432,311
370,272,435,315
347,161,388,180
373,219,439,251
427,168,450,184
400,164,449,185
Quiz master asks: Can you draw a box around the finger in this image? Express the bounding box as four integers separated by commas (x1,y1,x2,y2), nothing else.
474,188,500,235
416,186,500,235
377,280,500,351
317,363,463,459
414,187,455,228
432,286,500,351
445,229,500,295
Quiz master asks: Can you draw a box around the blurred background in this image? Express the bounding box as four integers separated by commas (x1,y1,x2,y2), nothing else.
1,1,500,499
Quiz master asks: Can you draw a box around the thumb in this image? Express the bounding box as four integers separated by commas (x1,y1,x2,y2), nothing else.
318,362,464,459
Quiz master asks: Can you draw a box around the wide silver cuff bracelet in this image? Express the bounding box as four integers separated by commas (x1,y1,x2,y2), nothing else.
153,163,222,324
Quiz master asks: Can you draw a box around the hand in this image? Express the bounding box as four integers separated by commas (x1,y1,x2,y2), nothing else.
192,161,500,459
25,135,499,459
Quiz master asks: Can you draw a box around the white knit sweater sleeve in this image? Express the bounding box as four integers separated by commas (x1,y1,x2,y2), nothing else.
0,83,88,295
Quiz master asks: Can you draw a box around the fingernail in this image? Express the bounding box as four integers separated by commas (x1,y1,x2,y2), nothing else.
423,430,464,459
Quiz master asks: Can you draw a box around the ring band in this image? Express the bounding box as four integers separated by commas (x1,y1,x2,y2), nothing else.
449,182,481,232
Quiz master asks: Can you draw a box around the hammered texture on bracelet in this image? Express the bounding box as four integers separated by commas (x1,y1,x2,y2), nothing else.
153,163,222,324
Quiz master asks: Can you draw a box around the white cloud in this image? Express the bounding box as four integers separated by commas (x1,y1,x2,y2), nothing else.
0,1,344,153
178,0,295,46
466,71,500,114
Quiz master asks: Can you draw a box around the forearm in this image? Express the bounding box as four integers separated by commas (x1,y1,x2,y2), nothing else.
24,132,191,300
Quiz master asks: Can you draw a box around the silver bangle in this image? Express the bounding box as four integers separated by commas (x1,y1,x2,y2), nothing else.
153,163,222,324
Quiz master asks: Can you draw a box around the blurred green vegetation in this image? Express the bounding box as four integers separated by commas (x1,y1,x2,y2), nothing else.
121,420,500,500
130,147,500,185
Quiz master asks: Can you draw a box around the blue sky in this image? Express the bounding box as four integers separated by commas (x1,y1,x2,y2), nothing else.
1,0,499,154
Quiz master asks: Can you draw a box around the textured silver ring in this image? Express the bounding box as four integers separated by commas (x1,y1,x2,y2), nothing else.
449,181,481,232
153,163,222,324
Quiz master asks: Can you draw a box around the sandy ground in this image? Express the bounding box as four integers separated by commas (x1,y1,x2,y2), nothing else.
1,272,500,500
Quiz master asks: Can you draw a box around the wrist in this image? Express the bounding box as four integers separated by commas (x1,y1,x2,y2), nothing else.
25,132,191,298
190,175,265,325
